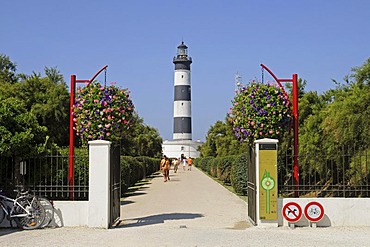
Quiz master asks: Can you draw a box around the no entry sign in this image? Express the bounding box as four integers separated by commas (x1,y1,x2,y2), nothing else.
282,202,302,223
304,201,324,222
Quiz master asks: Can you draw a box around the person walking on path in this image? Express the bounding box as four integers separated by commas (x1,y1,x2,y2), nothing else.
160,155,170,182
181,154,187,171
172,158,179,173
187,157,193,171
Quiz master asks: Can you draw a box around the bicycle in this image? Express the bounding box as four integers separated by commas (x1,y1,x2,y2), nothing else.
0,190,46,230
38,197,55,228
14,190,55,228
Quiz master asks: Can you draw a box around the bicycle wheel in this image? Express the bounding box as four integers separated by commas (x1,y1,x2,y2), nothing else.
38,197,54,228
14,197,46,230
0,202,5,225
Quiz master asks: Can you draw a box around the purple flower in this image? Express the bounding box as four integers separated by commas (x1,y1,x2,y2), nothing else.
230,82,291,143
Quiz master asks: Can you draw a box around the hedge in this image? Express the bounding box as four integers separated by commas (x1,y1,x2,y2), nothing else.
194,152,249,196
120,156,160,195
231,153,248,195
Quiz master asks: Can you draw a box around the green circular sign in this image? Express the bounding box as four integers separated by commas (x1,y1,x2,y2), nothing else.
261,176,275,190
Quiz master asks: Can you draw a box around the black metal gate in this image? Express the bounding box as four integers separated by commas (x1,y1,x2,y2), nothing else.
109,145,121,228
247,146,257,225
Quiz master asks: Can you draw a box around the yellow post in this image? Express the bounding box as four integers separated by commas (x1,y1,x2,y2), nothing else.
255,138,279,227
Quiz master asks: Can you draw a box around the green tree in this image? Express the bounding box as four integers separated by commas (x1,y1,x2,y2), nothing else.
0,54,17,84
285,78,307,99
200,119,248,157
351,57,370,86
322,82,370,152
17,69,70,147
297,58,370,183
120,116,162,158
0,98,47,156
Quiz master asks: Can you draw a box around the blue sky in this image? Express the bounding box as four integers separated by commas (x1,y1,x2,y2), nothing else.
1,1,369,141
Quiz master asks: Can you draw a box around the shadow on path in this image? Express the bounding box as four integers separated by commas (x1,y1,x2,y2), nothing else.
120,200,135,206
0,228,21,237
119,213,204,228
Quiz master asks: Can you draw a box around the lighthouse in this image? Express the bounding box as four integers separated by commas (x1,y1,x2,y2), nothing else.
173,41,192,140
162,41,202,159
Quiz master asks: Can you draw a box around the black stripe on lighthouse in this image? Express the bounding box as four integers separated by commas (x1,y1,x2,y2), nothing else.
173,117,192,134
174,85,191,101
174,61,191,70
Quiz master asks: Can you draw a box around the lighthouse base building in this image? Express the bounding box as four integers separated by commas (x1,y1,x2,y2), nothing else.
162,41,202,159
162,139,202,159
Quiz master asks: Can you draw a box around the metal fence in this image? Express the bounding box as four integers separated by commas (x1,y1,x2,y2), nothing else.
278,146,370,198
0,154,89,200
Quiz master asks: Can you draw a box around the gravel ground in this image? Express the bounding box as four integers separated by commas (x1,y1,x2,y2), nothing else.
1,166,370,247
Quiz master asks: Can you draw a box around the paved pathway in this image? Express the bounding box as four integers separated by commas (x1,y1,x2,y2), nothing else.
119,165,249,230
1,166,370,246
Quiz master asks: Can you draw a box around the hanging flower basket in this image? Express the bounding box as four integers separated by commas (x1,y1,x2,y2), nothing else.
73,81,135,145
229,82,291,144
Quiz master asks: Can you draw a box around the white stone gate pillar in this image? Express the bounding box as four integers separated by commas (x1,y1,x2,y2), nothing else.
88,140,111,228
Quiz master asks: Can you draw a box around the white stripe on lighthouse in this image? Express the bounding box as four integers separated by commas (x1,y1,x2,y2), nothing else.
174,70,191,86
174,101,191,117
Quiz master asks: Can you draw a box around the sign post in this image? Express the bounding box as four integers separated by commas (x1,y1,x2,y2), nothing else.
304,201,325,227
255,138,279,227
282,202,303,228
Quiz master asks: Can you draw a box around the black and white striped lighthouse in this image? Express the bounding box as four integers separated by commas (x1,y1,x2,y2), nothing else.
173,41,192,140
162,42,202,158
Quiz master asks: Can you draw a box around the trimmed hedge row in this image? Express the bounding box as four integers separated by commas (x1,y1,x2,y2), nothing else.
194,153,249,195
120,156,160,195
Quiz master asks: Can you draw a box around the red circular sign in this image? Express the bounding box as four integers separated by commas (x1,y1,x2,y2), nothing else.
282,202,302,223
304,201,325,222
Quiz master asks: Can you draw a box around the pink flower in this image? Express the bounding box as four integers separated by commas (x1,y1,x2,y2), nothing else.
106,132,110,137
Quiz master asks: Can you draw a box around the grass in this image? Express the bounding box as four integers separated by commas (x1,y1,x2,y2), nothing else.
199,167,248,202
